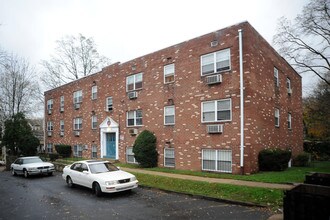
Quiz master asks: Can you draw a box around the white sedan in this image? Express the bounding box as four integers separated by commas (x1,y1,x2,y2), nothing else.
62,160,138,196
11,156,55,178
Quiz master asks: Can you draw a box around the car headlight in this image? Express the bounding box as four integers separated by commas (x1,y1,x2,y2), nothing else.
105,180,117,185
131,176,137,181
28,167,37,171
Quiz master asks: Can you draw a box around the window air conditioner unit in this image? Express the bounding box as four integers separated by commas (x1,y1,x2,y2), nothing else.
74,103,81,109
60,131,64,137
60,107,64,112
206,74,222,85
207,124,223,134
287,88,292,95
47,131,52,137
74,131,80,137
128,91,137,99
129,128,138,136
48,109,52,115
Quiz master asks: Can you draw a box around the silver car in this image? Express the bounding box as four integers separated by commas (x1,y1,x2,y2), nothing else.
11,156,55,178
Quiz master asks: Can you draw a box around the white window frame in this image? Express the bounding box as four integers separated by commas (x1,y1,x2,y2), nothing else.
91,85,97,100
47,121,53,131
73,90,83,104
73,145,83,157
92,145,97,158
60,120,64,131
60,96,64,109
91,115,97,129
126,147,137,164
106,97,113,111
126,72,143,92
201,48,231,76
274,67,279,87
275,108,280,127
127,110,143,127
202,149,232,173
201,99,232,123
47,99,53,110
73,118,82,130
164,63,175,83
164,148,175,167
164,106,175,125
47,143,53,153
288,113,292,130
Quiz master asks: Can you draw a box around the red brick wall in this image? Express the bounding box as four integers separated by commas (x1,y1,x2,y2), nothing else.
44,22,303,174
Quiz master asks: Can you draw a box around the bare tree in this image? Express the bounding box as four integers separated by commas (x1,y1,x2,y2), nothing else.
41,34,110,89
273,0,330,86
0,52,41,119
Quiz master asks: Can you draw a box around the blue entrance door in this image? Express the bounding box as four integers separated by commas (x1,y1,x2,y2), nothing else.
106,133,116,159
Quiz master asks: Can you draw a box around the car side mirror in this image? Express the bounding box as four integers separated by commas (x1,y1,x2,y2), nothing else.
82,170,89,174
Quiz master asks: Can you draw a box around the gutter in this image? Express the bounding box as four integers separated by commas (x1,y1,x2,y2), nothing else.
238,29,244,174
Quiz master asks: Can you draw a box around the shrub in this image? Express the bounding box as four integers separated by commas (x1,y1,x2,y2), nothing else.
258,148,292,171
304,141,330,161
55,144,72,158
133,130,158,168
292,152,311,167
49,153,59,161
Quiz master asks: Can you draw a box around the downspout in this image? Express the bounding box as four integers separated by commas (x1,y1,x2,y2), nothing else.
238,29,244,174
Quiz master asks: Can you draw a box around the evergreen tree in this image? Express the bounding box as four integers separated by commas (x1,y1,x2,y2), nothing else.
133,130,158,168
1,112,39,155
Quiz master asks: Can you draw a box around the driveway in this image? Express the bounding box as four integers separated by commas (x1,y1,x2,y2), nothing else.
0,171,273,219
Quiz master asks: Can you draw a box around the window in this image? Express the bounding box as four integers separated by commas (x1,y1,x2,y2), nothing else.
47,99,53,111
164,148,175,167
73,145,83,157
164,106,175,125
287,78,292,94
74,118,82,130
274,67,279,87
46,143,53,153
47,121,53,131
73,90,83,104
60,96,64,112
91,85,97,100
106,97,113,111
164,64,175,83
202,99,231,122
91,115,97,129
127,110,143,126
92,145,97,158
126,73,143,91
275,108,280,127
202,149,232,173
60,120,64,131
288,113,292,129
201,48,231,75
126,147,137,163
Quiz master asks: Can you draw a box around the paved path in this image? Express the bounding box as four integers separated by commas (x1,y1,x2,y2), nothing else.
122,167,295,190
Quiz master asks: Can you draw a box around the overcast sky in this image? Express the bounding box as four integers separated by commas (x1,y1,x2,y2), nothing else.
0,0,315,95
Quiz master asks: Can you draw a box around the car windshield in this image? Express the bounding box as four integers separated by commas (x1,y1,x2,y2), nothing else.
23,158,43,164
89,163,119,174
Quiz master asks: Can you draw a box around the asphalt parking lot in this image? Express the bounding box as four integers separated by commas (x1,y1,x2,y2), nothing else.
0,170,273,219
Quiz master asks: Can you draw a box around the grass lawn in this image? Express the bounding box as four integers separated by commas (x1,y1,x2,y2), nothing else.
116,161,330,184
133,172,284,208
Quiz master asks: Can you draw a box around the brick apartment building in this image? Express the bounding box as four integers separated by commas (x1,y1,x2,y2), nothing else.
44,21,303,174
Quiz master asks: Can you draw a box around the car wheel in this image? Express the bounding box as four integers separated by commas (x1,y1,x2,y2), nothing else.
23,169,29,178
11,168,17,176
66,176,74,188
93,182,102,197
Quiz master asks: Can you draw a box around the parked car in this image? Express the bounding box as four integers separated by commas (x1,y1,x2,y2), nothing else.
62,160,138,196
11,156,55,178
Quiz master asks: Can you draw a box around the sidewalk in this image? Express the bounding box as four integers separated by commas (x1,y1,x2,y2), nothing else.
121,167,294,190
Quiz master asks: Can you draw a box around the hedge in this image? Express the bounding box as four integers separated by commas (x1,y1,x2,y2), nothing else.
55,144,72,158
258,148,292,171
